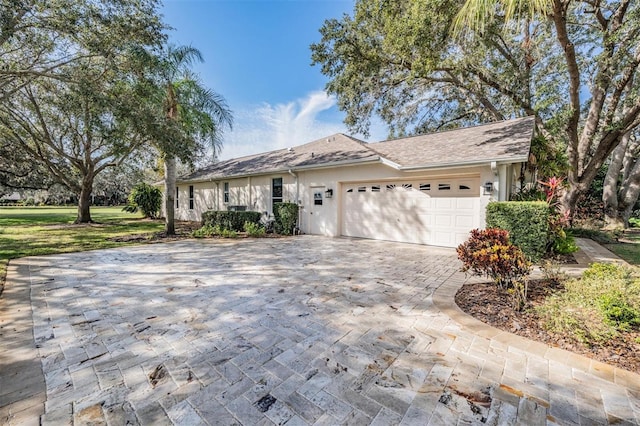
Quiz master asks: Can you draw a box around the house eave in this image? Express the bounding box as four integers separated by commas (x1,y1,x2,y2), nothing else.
397,156,529,172
176,157,382,184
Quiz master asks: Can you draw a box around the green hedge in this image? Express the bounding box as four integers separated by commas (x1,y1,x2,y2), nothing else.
274,202,299,235
486,201,550,261
201,210,261,231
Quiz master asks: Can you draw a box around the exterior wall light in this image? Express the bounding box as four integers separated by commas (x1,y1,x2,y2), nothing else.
483,182,494,195
325,188,333,198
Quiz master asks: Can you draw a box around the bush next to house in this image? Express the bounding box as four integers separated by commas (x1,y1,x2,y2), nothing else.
192,224,238,238
122,183,162,218
243,221,266,237
274,202,299,235
201,210,261,232
486,201,550,261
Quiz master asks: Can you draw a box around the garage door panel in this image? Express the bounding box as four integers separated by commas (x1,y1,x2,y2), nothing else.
341,178,480,248
456,198,476,209
434,198,454,209
455,215,475,228
434,215,453,227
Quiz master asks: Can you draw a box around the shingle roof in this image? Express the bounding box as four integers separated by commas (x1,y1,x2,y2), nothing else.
178,117,534,182
179,133,378,182
369,116,534,169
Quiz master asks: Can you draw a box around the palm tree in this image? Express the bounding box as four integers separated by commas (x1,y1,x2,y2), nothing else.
155,45,233,235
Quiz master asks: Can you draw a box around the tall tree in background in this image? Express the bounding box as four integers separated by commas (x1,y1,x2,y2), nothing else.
0,0,164,100
151,45,233,235
454,0,640,228
0,0,167,222
0,61,163,222
311,0,640,216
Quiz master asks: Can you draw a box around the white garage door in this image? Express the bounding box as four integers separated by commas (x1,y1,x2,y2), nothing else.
341,178,481,247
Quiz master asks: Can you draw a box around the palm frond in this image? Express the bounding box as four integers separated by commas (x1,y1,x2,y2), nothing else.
452,0,552,37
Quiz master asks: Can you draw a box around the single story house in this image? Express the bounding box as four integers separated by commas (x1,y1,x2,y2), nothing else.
172,117,534,248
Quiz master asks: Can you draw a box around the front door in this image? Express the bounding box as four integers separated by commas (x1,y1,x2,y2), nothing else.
309,186,326,235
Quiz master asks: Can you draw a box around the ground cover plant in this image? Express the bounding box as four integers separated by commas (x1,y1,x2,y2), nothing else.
456,261,640,373
0,206,165,291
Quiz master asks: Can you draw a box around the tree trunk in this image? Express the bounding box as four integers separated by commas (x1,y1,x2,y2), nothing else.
164,155,176,235
616,167,640,228
559,179,585,220
76,176,93,223
603,137,627,229
603,129,640,229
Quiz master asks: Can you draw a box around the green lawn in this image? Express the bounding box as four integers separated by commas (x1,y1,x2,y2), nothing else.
0,206,165,289
605,231,640,265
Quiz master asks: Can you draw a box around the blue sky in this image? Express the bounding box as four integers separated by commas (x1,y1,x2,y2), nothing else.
161,0,386,160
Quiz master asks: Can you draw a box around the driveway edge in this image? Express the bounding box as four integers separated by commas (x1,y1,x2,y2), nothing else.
0,258,46,425
433,269,640,395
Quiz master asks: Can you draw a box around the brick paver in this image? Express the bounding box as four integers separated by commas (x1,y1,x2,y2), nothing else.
1,236,639,425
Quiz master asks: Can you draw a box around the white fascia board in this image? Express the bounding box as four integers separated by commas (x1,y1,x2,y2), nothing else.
397,156,529,172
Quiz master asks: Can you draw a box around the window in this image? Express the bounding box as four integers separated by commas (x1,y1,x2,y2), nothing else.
176,187,179,208
346,188,353,193
189,185,194,210
314,191,323,205
419,183,431,191
459,184,471,190
358,186,366,192
371,185,380,192
438,183,451,191
272,177,283,205
386,184,396,191
223,182,229,203
402,183,412,189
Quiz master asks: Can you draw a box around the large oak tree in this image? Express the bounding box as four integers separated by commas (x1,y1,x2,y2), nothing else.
311,0,640,215
0,0,167,222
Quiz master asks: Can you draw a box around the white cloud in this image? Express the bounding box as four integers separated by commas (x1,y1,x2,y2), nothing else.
218,91,386,160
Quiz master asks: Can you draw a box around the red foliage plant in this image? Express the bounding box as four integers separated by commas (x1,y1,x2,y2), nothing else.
456,228,531,289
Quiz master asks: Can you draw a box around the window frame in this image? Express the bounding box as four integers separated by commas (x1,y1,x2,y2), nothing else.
189,185,194,210
272,177,283,206
223,182,229,204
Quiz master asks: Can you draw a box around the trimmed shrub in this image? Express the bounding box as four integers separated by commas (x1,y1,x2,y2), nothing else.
486,201,550,261
274,202,299,235
456,228,531,289
536,263,640,343
201,210,261,231
192,224,238,238
243,221,266,237
122,183,162,218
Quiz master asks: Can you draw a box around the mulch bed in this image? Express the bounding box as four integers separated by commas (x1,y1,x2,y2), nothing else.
455,279,640,374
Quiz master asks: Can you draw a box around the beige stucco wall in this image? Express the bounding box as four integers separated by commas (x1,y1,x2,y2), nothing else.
170,161,518,234
173,173,298,222
295,162,498,237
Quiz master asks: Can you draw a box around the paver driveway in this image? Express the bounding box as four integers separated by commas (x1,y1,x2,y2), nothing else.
1,236,639,425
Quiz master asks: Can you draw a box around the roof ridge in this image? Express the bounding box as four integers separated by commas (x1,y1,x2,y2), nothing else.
371,116,534,145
